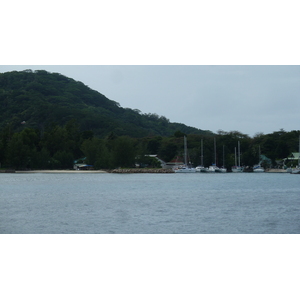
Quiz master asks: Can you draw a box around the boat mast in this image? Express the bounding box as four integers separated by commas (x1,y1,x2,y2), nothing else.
223,145,225,167
201,139,204,166
184,135,187,166
298,135,300,167
214,138,217,166
234,147,237,167
238,141,241,167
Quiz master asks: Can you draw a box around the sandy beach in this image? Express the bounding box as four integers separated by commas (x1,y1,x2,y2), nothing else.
15,170,107,173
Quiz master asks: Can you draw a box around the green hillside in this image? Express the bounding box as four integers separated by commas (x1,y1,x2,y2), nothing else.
0,69,212,138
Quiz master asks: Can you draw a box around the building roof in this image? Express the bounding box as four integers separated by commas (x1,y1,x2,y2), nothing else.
74,157,87,164
287,152,300,160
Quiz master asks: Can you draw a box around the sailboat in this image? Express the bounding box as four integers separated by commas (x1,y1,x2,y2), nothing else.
232,141,244,172
253,145,264,172
215,145,227,172
174,136,196,173
196,139,208,172
291,135,300,174
207,138,220,172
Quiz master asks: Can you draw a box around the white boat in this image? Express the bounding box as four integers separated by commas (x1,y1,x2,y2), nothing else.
291,167,300,174
196,165,208,172
208,164,219,172
175,166,197,173
215,145,227,172
196,139,208,172
216,167,227,173
291,135,300,174
232,166,244,172
207,138,223,172
232,141,244,172
207,138,218,172
253,145,264,172
174,136,196,173
253,165,265,172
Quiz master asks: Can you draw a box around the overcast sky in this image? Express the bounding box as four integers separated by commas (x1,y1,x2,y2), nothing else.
0,65,299,137
1,1,300,138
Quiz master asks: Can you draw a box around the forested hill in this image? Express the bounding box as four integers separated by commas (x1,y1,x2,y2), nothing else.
0,70,212,138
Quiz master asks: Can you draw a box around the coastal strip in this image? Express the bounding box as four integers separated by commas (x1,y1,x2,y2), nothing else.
14,170,107,173
111,168,174,173
0,168,291,174
2,169,173,174
0,169,16,173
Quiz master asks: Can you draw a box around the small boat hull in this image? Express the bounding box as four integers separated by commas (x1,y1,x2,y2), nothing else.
232,167,244,173
174,167,196,173
291,168,300,174
196,166,206,172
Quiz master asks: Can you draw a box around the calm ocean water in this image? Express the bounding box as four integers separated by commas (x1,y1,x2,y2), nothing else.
1,172,299,234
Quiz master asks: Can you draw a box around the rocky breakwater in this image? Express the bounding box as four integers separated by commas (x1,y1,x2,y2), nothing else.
111,168,174,174
265,168,287,173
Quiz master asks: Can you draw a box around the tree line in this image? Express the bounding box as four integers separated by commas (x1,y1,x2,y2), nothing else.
0,120,299,170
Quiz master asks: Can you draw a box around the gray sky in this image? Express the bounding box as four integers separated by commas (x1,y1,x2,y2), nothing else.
0,65,299,137
1,1,299,137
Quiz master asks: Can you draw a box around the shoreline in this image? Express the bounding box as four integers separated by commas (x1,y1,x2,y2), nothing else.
14,170,107,173
4,168,174,174
0,168,291,174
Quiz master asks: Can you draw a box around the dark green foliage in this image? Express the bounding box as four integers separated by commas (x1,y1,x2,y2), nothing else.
0,70,208,138
52,151,74,169
6,132,31,169
112,136,136,168
32,148,51,169
0,70,299,170
80,137,113,169
174,130,185,138
146,137,162,154
0,122,299,170
158,139,178,163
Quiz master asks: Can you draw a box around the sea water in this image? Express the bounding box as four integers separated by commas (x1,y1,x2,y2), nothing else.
1,172,299,234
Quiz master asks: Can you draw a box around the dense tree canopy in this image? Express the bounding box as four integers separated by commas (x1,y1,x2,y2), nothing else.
0,70,299,170
0,120,299,170
0,70,211,138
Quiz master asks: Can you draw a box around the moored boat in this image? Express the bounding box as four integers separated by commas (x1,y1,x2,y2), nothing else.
291,135,300,174
174,136,196,173
253,165,265,172
215,145,227,173
175,166,197,173
232,166,244,172
232,141,244,172
291,167,300,174
253,145,265,172
196,139,206,172
216,166,227,173
196,165,208,172
207,164,219,172
208,138,221,172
